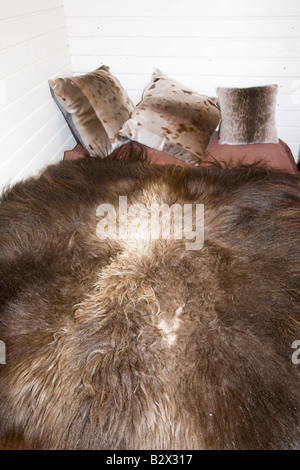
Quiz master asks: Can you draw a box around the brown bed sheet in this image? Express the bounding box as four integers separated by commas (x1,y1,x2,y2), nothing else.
64,132,299,175
202,131,298,174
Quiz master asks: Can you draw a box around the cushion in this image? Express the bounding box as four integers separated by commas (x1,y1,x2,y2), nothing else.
49,65,135,157
202,131,299,174
217,84,278,145
118,69,220,165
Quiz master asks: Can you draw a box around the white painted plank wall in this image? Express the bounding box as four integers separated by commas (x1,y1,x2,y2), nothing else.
0,0,76,192
64,0,300,161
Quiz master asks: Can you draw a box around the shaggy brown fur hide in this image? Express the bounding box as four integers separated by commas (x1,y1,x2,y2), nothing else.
0,144,299,450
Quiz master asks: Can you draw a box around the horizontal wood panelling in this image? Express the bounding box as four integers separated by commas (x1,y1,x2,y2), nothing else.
12,128,75,185
0,99,63,166
0,122,73,191
0,66,70,136
0,2,75,192
71,56,300,78
1,48,71,106
0,0,62,20
0,7,67,51
65,0,300,160
0,29,68,79
63,0,300,18
276,110,300,127
276,126,300,142
69,37,300,59
66,17,300,39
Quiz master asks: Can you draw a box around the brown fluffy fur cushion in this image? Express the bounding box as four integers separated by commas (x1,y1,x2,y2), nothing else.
0,144,299,450
217,85,279,145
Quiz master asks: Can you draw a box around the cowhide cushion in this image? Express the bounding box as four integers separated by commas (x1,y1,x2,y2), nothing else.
49,65,135,157
217,84,279,145
118,69,220,165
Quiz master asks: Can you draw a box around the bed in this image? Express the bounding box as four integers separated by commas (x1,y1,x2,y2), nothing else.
0,66,299,451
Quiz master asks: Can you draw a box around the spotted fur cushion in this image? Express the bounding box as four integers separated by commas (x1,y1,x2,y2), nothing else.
49,66,135,157
217,85,279,145
118,69,220,165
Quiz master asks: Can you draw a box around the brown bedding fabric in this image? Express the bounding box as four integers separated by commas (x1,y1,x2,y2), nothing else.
64,142,194,167
64,136,299,175
202,132,298,174
108,141,195,168
64,144,89,161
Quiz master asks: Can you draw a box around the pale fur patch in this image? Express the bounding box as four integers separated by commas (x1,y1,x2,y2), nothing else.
157,306,184,346
95,184,204,256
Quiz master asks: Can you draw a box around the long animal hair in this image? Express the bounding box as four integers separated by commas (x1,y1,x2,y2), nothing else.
0,143,300,449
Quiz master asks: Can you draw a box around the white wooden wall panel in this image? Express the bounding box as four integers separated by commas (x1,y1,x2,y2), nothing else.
0,0,63,20
0,29,69,79
64,0,300,160
0,8,67,50
63,0,300,17
0,2,75,192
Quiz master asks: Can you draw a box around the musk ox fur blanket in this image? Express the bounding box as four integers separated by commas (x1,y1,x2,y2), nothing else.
0,147,300,450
